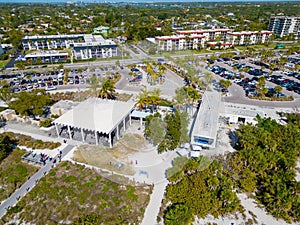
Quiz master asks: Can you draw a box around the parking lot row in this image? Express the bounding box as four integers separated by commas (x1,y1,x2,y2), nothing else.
209,63,300,97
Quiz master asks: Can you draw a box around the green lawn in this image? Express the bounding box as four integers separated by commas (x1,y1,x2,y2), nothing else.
2,161,152,225
0,149,38,202
152,49,200,57
0,59,10,68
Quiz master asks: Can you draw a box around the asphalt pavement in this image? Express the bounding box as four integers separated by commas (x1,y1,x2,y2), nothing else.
0,144,75,219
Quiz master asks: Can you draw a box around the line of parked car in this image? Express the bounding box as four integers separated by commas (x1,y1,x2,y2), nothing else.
0,69,88,93
209,64,299,97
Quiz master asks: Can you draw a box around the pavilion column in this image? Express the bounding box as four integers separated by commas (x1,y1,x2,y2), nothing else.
116,126,119,140
55,123,59,138
95,131,98,145
109,132,112,148
67,125,72,140
140,117,143,126
129,114,132,125
81,128,85,142
123,118,126,131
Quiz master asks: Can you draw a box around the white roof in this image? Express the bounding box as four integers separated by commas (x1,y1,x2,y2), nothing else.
192,91,221,140
131,110,152,119
224,107,264,118
25,51,68,58
53,98,135,134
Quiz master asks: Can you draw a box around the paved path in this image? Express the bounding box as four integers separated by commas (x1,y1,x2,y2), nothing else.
141,180,168,225
0,144,75,219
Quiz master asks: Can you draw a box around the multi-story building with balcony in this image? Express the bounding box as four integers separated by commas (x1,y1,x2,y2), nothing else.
268,16,300,38
152,29,272,52
226,31,273,46
155,34,205,51
176,29,230,42
21,34,117,60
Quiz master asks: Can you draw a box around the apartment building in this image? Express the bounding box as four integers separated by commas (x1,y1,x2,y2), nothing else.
226,31,273,45
21,34,117,60
153,29,272,51
155,34,205,51
268,16,300,38
176,29,230,41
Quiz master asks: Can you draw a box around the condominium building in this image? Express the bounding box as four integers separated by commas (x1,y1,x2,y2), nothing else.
268,16,300,38
21,34,117,60
226,31,272,45
24,51,69,64
176,29,230,41
155,34,205,51
151,29,272,51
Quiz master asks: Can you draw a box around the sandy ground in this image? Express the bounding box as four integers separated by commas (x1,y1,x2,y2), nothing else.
71,121,155,176
296,161,300,182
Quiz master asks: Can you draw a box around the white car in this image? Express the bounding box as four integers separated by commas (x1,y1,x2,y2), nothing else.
45,86,57,91
27,84,33,89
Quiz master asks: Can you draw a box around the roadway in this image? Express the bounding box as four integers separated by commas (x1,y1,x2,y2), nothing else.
0,144,75,219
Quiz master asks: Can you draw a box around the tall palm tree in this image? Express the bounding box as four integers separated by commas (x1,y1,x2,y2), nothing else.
136,88,150,111
99,79,116,99
149,88,162,111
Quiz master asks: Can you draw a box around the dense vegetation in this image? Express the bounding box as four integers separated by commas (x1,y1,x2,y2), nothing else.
231,116,300,223
0,134,14,163
2,161,152,225
8,89,52,116
0,149,37,202
144,110,190,153
1,2,300,54
0,132,61,149
162,115,300,223
165,156,241,224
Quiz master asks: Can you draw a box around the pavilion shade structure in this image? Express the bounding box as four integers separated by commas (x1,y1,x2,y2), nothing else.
53,98,135,135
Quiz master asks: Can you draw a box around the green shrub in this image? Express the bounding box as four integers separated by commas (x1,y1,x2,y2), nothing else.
40,118,52,128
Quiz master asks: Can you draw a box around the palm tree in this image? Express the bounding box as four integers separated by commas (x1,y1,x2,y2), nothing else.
99,79,116,99
174,87,190,112
274,85,283,96
204,72,214,90
88,75,100,96
136,88,150,111
185,86,201,114
149,88,162,112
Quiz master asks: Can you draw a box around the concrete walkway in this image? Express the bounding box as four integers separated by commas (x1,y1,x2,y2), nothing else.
141,180,168,225
0,144,75,219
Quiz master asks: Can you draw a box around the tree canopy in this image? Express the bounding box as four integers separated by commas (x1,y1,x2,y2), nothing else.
8,89,52,116
0,135,14,163
98,79,116,100
231,116,300,223
163,115,300,223
165,156,241,221
145,110,190,153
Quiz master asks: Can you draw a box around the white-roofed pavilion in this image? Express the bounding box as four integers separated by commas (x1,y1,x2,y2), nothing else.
53,98,135,147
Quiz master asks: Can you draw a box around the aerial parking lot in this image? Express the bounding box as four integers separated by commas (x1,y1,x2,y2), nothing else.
207,54,300,99
0,65,122,93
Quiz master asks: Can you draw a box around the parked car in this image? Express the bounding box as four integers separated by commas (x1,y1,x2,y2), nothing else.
45,86,57,91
